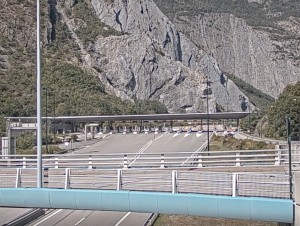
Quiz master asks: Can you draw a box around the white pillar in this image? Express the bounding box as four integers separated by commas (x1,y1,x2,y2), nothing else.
85,125,88,141
64,168,70,189
172,171,177,194
236,152,241,167
232,173,238,197
294,171,300,225
123,155,128,169
160,154,165,168
117,169,122,191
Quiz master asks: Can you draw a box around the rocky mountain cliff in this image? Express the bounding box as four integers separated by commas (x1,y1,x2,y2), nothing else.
173,13,300,99
155,0,300,99
65,0,252,112
1,0,299,119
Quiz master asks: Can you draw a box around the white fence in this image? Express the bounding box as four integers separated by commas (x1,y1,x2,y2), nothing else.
0,149,298,169
0,168,290,199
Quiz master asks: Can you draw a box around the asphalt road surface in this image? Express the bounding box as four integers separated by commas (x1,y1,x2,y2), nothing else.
30,131,207,226
30,210,151,226
0,208,33,225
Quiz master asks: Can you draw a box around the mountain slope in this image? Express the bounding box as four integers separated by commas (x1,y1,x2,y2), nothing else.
1,0,298,134
154,0,300,98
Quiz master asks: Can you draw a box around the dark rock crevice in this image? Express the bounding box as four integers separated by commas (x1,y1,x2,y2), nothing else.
176,31,182,62
114,9,123,31
125,69,136,91
188,54,192,67
174,71,186,86
48,0,58,42
149,81,166,99
106,76,114,86
163,32,171,48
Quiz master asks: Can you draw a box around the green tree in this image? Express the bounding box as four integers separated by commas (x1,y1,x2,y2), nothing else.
266,82,300,140
16,133,36,150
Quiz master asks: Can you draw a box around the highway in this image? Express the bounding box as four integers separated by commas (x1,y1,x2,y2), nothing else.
0,208,34,225
29,131,207,226
30,210,151,226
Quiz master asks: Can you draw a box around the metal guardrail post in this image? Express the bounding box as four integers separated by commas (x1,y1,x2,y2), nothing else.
117,169,122,191
160,154,165,168
275,149,282,165
294,171,300,225
15,168,21,188
232,173,238,197
123,155,128,169
64,168,70,189
236,152,241,167
88,156,93,169
197,154,203,167
55,158,59,169
22,157,26,169
172,170,177,194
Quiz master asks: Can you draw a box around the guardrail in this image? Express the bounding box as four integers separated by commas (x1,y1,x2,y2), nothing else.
0,149,299,169
0,168,290,199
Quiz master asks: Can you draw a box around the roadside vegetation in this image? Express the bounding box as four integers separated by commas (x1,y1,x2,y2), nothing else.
210,135,275,151
235,81,299,141
265,82,300,140
0,0,168,140
154,214,276,226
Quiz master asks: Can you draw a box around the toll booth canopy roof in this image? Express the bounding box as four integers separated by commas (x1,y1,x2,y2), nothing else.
5,112,249,123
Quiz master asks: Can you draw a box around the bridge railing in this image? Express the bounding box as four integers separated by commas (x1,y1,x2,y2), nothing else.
0,168,290,199
0,149,299,169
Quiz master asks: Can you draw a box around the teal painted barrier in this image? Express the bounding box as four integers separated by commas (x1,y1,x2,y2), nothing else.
0,188,293,223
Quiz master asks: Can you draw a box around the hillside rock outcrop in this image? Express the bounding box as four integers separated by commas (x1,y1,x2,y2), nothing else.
88,0,250,112
174,13,300,98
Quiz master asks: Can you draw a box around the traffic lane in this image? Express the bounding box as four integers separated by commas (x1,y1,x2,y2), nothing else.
0,208,33,225
76,134,155,155
82,211,152,226
128,132,208,167
117,212,153,226
30,209,151,226
145,132,207,153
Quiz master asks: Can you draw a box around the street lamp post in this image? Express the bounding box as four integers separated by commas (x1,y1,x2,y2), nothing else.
202,77,212,152
36,0,43,188
247,100,251,133
206,79,210,152
44,88,48,153
286,115,293,200
239,95,250,133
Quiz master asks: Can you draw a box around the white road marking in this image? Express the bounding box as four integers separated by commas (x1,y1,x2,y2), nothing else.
129,141,153,166
184,133,190,137
33,209,63,226
172,133,180,137
74,217,86,225
114,212,131,226
181,134,212,166
196,133,203,137
128,133,164,166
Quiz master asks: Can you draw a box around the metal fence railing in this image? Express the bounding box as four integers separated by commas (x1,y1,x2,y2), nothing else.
0,149,298,169
0,168,291,199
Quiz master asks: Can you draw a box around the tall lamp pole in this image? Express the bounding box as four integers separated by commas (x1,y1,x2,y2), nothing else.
286,115,293,200
202,77,212,152
206,78,210,152
247,100,251,133
45,88,48,153
36,0,43,188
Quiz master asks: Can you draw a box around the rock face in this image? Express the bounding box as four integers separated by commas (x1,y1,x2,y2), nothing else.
4,0,298,115
173,13,300,99
86,0,250,112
